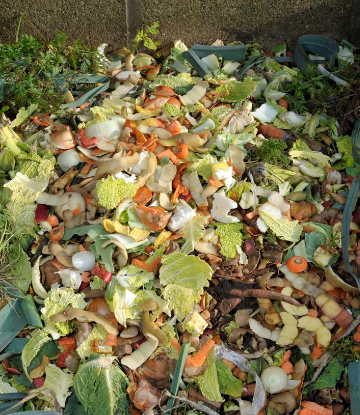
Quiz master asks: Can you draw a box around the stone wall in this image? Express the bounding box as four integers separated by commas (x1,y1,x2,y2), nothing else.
1,0,357,51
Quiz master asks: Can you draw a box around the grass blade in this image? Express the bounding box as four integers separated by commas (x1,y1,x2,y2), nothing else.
165,342,190,414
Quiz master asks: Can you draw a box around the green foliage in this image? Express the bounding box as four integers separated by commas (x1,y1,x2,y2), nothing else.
0,32,103,114
310,357,344,391
214,222,244,258
216,360,243,397
96,176,139,210
255,138,290,167
132,21,161,52
196,350,223,402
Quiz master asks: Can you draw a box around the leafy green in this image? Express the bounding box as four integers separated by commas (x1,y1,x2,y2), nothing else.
196,350,223,402
337,135,352,157
34,364,74,407
181,215,207,255
4,172,48,221
259,210,303,242
90,276,107,290
96,176,139,209
216,78,258,102
64,389,87,415
73,356,129,415
265,163,296,184
211,105,233,121
17,150,55,179
305,231,328,263
11,103,38,127
162,103,182,117
78,106,115,128
226,180,252,200
106,265,155,325
310,357,344,391
216,360,243,397
159,253,213,320
21,328,51,380
273,349,286,366
132,21,161,51
214,222,244,258
64,224,106,240
255,138,290,167
76,325,110,360
144,73,197,92
289,144,330,167
41,288,87,338
0,32,103,114
188,154,216,180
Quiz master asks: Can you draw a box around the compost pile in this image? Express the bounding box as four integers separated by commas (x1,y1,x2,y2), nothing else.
1,32,360,415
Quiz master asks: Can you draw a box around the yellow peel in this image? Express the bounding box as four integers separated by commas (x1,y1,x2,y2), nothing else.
129,227,151,242
277,312,298,346
281,287,309,316
154,230,172,248
297,316,331,347
103,218,116,233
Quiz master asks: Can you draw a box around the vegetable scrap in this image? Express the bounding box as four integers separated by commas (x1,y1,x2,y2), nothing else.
1,27,360,415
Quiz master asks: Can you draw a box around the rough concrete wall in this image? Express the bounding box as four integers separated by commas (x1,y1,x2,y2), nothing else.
0,0,355,51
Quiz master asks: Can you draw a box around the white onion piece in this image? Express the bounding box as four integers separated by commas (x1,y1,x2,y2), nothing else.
57,149,80,172
85,119,124,141
72,251,95,272
261,367,288,394
56,268,82,289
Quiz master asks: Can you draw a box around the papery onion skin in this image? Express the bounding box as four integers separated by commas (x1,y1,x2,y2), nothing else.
72,251,96,272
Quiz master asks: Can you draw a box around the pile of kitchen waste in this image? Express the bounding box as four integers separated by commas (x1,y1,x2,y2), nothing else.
1,35,360,415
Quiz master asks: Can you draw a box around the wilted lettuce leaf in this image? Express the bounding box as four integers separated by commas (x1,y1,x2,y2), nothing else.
34,364,74,407
76,325,110,360
73,356,129,415
196,350,223,402
159,253,213,320
181,215,207,255
41,288,87,338
259,210,303,242
305,231,327,263
216,360,243,397
21,328,51,380
310,357,344,390
216,78,258,102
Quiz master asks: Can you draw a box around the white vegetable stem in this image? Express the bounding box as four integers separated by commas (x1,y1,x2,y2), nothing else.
317,65,349,87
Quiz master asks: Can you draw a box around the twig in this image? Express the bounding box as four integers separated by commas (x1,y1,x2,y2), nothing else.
163,391,218,415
